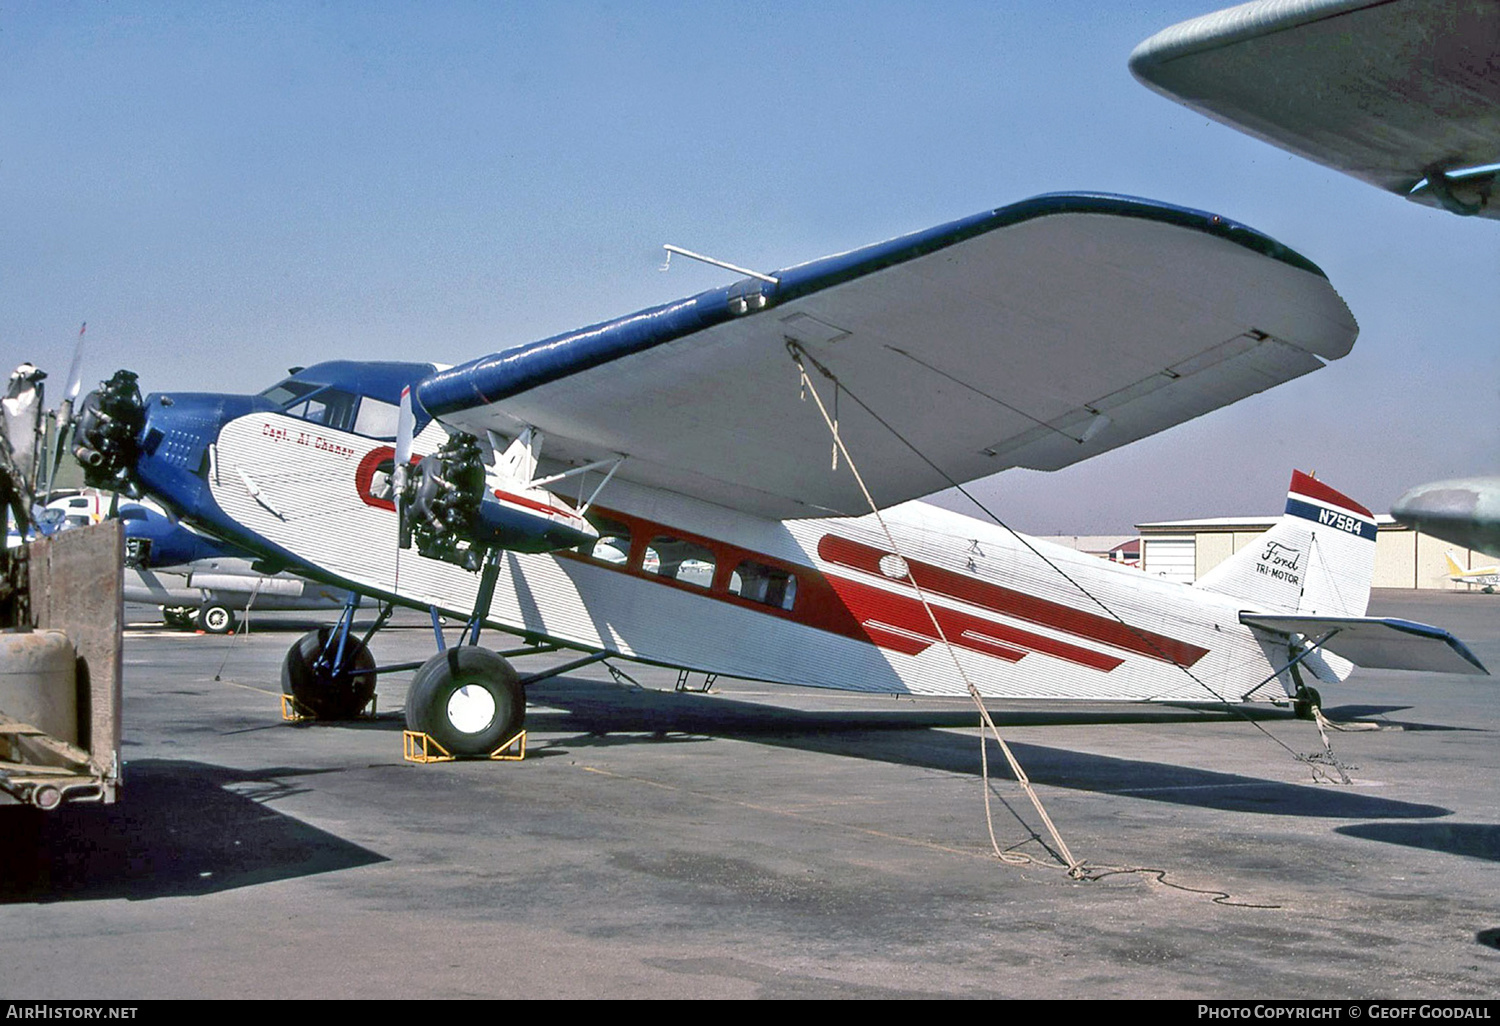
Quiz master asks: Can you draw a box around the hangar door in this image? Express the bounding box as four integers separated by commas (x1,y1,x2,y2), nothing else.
1142,536,1196,584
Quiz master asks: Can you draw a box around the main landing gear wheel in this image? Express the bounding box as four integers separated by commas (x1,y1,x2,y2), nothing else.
199,603,236,635
1292,685,1323,721
281,627,377,720
405,647,524,756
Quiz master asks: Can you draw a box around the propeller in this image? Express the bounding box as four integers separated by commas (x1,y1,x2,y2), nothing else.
73,369,146,499
394,385,415,553
43,322,88,500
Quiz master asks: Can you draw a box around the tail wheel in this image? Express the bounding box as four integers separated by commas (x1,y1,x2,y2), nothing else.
405,647,523,756
1293,685,1323,721
199,604,236,634
281,627,377,720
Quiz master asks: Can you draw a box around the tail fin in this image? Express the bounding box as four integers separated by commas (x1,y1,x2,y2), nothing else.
1444,551,1467,577
1194,471,1376,617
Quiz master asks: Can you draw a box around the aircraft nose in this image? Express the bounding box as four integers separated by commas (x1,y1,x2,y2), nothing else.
1391,477,1500,555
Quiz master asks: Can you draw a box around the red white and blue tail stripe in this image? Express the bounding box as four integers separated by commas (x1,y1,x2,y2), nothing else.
1285,471,1377,542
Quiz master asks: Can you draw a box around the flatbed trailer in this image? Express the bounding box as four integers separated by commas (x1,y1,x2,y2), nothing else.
0,521,122,809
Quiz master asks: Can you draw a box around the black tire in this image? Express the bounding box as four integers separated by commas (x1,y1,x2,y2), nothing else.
404,647,523,756
281,627,378,720
199,604,236,634
162,607,193,630
1293,685,1323,721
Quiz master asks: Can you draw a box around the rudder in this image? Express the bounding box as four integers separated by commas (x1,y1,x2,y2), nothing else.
1194,471,1376,617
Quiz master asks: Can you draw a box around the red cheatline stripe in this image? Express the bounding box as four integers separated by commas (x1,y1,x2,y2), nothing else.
818,535,1207,668
493,488,585,522
825,575,1124,671
1289,470,1372,518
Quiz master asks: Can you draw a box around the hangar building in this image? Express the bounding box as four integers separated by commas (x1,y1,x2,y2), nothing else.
1135,516,1491,589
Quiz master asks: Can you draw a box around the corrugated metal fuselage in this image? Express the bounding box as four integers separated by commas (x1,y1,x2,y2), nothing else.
192,409,1299,705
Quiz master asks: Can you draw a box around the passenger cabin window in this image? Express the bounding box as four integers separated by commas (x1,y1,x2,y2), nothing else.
730,560,797,610
584,515,631,565
644,535,715,588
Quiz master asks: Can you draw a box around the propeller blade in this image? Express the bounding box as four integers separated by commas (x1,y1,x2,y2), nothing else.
394,386,414,470
45,323,90,499
394,386,415,552
64,323,87,406
55,323,88,434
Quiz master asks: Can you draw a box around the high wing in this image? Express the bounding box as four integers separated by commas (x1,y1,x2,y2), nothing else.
419,193,1357,519
1130,0,1500,220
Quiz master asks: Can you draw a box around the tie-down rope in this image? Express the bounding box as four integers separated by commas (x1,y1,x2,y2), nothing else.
784,341,1351,783
788,346,1083,877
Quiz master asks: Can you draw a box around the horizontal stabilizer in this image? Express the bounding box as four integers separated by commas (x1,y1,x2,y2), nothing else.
1240,613,1489,676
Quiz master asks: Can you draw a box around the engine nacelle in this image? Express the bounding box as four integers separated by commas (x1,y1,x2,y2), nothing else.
403,433,597,570
73,370,146,494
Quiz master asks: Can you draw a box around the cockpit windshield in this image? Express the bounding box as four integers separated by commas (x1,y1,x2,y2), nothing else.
259,379,399,440
259,361,435,441
258,379,321,407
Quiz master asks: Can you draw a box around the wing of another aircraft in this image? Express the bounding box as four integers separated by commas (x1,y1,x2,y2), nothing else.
420,193,1357,519
1130,0,1500,219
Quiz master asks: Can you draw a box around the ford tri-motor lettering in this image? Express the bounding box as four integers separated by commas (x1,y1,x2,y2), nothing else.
1256,540,1302,586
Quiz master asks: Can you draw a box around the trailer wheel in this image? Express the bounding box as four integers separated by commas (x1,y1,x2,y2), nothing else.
281,627,377,720
199,604,236,634
405,647,523,756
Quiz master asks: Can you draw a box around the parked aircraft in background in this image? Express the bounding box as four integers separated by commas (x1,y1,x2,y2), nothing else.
1443,550,1500,593
119,501,348,633
1130,0,1500,220
1394,478,1500,558
72,193,1486,754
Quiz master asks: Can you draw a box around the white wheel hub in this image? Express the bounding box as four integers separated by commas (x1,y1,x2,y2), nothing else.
446,684,496,734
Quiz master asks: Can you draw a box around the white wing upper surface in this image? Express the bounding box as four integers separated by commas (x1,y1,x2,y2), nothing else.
1130,0,1500,220
418,194,1358,520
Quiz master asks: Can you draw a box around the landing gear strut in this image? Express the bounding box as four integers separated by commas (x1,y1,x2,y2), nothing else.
402,549,528,755
280,594,380,720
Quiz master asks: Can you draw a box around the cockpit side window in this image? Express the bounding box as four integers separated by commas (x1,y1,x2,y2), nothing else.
264,377,405,441
286,389,359,433
352,397,400,440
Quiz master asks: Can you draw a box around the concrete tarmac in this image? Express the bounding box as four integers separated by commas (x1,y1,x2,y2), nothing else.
1,591,1497,999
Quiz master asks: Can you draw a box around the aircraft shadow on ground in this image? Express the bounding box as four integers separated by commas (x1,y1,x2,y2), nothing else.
1336,822,1500,862
506,681,1451,821
0,760,386,905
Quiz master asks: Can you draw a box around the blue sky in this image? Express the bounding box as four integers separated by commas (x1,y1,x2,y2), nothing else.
4,1,1496,533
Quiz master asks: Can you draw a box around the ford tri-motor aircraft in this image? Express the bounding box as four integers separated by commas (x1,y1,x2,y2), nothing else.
72,194,1487,754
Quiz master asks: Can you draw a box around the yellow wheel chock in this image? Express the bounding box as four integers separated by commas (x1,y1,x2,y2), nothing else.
281,692,377,722
403,729,526,764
